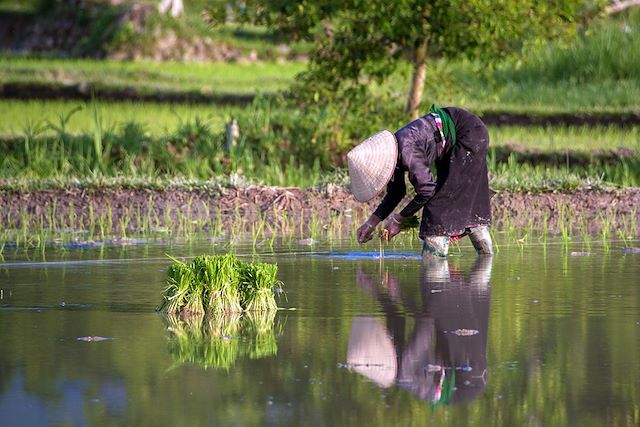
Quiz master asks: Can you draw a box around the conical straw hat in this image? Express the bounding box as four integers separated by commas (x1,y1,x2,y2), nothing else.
347,130,397,202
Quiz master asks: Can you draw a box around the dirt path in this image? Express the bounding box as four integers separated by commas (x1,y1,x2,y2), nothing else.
1,185,638,237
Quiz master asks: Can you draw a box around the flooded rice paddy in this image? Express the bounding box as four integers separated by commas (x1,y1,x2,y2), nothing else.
1,237,639,426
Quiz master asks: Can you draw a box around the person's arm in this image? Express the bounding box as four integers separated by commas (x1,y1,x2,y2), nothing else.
396,120,437,218
399,167,435,217
357,167,405,243
373,167,406,220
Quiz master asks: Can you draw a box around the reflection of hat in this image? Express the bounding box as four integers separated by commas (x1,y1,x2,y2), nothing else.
347,317,397,387
347,130,398,202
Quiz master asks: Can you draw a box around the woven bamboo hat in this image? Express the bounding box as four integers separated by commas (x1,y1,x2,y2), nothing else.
347,130,398,202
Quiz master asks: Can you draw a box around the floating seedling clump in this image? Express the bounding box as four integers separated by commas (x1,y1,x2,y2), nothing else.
158,254,283,316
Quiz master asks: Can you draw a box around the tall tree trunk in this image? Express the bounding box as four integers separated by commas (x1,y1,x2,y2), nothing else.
405,40,428,121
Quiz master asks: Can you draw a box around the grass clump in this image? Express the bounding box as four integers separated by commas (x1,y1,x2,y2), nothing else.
158,253,283,316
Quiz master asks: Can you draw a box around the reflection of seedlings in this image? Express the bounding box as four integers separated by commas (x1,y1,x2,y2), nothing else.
167,314,240,370
166,310,281,370
158,253,283,317
243,310,280,359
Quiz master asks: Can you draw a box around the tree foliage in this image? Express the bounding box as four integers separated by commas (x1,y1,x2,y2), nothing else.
207,1,606,116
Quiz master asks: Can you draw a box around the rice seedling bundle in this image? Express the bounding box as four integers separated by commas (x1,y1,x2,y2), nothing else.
162,262,197,315
239,262,280,312
158,253,282,316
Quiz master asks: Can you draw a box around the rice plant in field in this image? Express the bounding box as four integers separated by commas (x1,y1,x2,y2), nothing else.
158,253,283,316
239,261,280,312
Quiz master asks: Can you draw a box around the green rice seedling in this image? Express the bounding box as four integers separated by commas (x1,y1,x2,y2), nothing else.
176,209,185,237
196,254,243,314
97,212,107,240
566,204,575,238
238,261,281,312
578,218,591,252
88,203,96,237
617,228,631,248
599,211,611,252
201,203,211,233
159,260,196,315
153,211,162,232
213,206,224,236
67,202,76,231
620,209,638,240
309,212,320,239
298,210,305,238
145,195,155,230
251,216,266,250
183,280,205,317
265,221,277,248
159,253,284,316
557,205,570,246
106,204,114,235
118,210,130,238
135,206,143,232
490,228,500,254
186,196,194,232
163,204,172,231
541,213,549,246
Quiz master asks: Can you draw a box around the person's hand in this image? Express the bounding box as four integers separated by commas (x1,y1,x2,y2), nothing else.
382,214,403,242
357,216,381,243
357,221,376,243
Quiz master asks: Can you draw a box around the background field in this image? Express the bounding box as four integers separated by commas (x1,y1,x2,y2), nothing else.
0,2,639,191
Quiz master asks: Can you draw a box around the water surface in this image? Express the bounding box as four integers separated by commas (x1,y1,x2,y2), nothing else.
1,239,639,426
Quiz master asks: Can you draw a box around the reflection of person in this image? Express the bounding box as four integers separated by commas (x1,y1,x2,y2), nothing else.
347,105,493,258
347,256,493,404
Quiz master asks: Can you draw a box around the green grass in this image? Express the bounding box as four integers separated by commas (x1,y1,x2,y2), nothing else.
0,99,242,137
490,125,640,151
0,101,637,190
0,58,305,96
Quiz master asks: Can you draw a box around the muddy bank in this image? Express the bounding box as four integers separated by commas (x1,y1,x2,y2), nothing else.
1,185,638,237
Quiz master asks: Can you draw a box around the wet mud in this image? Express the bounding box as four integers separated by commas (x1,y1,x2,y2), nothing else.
1,185,638,236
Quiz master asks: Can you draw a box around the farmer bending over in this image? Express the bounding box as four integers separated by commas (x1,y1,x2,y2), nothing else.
348,105,493,258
